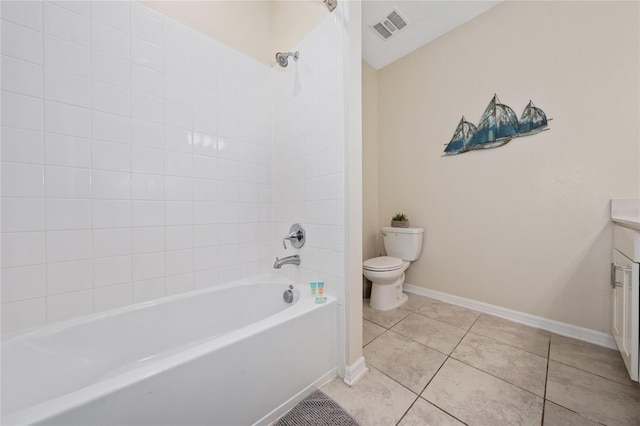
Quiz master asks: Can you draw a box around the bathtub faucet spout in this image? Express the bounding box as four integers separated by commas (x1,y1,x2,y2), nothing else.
273,255,300,269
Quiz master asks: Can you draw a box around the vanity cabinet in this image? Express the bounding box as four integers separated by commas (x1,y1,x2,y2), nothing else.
611,225,639,381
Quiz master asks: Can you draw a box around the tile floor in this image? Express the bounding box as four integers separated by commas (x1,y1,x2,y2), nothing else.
321,294,640,426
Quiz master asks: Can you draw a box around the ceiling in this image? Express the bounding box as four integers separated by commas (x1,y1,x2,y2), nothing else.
362,1,501,70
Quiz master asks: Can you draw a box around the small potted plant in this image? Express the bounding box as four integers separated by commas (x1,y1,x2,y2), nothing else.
391,213,409,228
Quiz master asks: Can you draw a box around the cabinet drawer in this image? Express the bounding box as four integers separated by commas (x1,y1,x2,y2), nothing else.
614,225,640,262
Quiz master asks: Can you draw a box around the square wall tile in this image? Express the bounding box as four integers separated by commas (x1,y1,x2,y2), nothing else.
2,55,44,98
45,166,91,198
133,278,165,303
1,163,44,198
133,252,165,281
44,2,90,47
92,110,130,144
132,201,164,227
44,35,90,76
92,170,131,199
94,283,132,313
47,289,93,323
47,230,92,263
92,140,131,172
2,91,44,131
93,256,131,288
166,273,194,295
91,1,129,33
47,260,93,295
2,198,45,232
1,265,46,303
46,198,92,231
92,200,131,228
2,127,44,165
1,232,45,268
2,298,47,333
45,133,91,168
2,1,43,31
91,20,129,61
132,173,164,200
44,100,91,138
93,228,131,258
92,51,130,89
2,20,43,64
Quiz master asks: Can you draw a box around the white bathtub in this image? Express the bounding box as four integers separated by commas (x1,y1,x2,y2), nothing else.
1,275,337,425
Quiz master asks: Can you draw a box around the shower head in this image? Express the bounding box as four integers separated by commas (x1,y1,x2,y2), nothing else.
323,0,337,12
275,51,299,68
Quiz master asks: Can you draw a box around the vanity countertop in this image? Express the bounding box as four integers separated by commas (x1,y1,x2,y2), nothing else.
611,198,640,231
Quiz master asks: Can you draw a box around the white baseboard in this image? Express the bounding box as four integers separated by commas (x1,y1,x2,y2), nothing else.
343,356,369,386
404,284,617,350
255,368,337,426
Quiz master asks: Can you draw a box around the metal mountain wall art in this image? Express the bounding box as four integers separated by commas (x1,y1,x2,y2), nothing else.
443,95,551,156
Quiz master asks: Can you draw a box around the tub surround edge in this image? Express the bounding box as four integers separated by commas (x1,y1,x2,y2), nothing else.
254,368,337,426
342,355,369,386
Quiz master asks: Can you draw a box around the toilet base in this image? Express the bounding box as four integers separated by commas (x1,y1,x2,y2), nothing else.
369,273,408,311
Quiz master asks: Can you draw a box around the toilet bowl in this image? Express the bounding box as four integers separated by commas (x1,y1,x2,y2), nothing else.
363,256,410,311
363,227,424,311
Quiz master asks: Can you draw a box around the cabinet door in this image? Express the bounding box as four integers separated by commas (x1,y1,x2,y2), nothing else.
611,250,639,381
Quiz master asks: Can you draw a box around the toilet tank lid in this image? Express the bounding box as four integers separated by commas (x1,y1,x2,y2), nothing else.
381,227,424,234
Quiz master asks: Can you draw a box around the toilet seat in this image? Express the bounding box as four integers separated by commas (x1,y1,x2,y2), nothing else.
363,256,404,272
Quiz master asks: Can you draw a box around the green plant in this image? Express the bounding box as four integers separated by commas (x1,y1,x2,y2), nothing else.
392,213,408,222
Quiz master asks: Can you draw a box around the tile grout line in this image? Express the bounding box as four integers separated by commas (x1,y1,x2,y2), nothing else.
447,354,546,400
42,0,50,325
424,398,469,425
547,356,639,389
393,395,420,426
541,337,551,426
445,313,549,402
366,299,508,420
465,323,552,359
414,312,480,424
375,306,548,423
366,298,638,426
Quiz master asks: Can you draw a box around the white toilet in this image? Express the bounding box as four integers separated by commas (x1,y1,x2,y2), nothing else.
363,227,424,311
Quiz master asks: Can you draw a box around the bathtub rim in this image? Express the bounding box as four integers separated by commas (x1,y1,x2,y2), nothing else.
2,274,336,425
2,273,306,342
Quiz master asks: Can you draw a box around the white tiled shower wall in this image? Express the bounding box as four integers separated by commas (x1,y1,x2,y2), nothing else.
0,1,275,333
271,12,345,303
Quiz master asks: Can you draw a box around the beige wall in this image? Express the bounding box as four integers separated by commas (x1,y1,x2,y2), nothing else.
362,61,380,263
373,1,640,332
272,0,329,55
144,0,327,66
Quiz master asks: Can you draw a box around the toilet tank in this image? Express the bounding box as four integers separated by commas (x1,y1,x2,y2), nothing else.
381,227,424,261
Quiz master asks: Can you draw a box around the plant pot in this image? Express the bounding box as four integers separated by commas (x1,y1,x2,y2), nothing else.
391,220,409,228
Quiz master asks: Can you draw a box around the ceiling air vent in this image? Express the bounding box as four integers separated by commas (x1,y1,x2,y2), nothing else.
370,8,409,41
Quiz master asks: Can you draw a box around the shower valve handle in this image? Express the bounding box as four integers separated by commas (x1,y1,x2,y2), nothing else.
282,224,305,249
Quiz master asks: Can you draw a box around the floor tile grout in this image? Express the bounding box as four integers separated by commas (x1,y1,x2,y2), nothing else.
366,299,546,422
368,309,551,400
542,400,607,426
360,296,639,426
424,398,470,426
447,356,546,399
547,357,640,389
541,336,551,425
406,309,477,332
